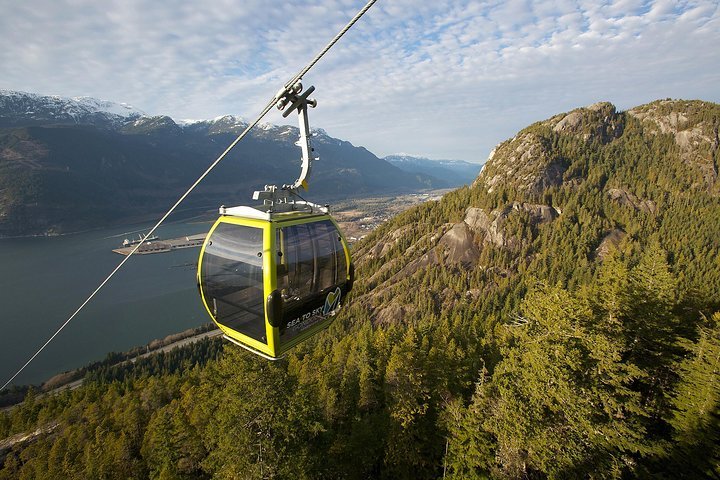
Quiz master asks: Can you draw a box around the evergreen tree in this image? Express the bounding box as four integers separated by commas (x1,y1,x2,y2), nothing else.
625,242,685,429
664,312,720,477
450,285,649,478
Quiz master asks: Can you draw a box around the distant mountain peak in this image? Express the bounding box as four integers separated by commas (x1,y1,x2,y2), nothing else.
476,99,720,195
0,90,145,128
210,114,247,125
68,95,144,118
384,154,481,188
387,152,431,160
385,153,479,166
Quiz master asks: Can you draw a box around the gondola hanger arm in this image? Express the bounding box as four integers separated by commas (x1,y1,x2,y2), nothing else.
280,82,317,191
252,81,319,207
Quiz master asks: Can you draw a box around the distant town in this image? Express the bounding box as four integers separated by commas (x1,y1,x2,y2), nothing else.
332,190,451,243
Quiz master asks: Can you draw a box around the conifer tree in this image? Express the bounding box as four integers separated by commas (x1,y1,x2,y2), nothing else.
665,312,720,477
442,369,495,479
454,285,649,478
383,328,438,478
626,241,684,425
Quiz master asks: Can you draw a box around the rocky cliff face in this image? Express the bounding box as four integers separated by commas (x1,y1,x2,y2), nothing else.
475,102,625,196
464,202,558,249
474,133,564,195
549,101,624,143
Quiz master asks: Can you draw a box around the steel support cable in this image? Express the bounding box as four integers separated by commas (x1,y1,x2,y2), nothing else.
284,0,378,91
1,0,378,391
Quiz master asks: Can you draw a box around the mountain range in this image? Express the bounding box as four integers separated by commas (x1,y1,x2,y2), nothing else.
0,91,466,236
383,154,481,186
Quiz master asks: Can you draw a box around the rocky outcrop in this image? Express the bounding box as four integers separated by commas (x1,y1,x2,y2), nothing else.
607,188,658,214
359,201,560,302
628,100,719,190
465,202,558,249
365,225,416,260
463,207,497,244
375,302,409,326
385,201,559,282
437,222,481,266
550,102,624,144
475,102,628,195
628,101,691,134
475,133,567,195
594,229,627,260
0,422,59,464
675,126,718,189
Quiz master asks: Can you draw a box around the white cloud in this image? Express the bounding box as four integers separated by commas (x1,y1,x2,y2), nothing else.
1,0,718,161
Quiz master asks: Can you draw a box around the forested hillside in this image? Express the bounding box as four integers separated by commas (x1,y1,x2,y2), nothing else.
2,99,719,479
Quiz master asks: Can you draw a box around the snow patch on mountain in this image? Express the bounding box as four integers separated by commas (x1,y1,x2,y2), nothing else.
0,90,145,127
70,96,144,118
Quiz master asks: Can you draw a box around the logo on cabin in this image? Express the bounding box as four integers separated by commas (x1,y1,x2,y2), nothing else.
323,287,342,315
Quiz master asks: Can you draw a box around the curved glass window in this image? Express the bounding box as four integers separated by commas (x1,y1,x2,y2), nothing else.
277,219,347,341
201,224,266,343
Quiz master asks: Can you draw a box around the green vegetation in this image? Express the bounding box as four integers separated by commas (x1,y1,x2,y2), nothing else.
2,100,719,478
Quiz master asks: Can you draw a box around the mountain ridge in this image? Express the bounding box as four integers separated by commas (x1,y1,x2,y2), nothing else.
0,90,441,236
0,90,145,129
476,99,719,195
384,154,480,187
353,98,720,324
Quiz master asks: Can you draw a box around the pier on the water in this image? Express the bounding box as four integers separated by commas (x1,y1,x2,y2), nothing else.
112,233,206,255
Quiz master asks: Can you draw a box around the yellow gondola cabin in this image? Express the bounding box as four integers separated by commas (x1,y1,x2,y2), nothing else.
198,204,353,359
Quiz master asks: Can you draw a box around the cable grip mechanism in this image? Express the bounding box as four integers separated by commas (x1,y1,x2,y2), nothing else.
254,81,319,208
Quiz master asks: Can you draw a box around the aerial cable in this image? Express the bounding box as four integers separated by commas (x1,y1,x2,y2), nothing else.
284,0,378,90
1,0,378,391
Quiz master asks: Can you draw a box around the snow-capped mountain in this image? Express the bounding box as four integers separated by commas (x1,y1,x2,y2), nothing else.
0,90,442,236
0,90,145,128
0,90,346,141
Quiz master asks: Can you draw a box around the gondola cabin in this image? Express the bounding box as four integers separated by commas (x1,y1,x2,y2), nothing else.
198,204,353,359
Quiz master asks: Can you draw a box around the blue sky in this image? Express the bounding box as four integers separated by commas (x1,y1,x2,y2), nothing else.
1,0,718,162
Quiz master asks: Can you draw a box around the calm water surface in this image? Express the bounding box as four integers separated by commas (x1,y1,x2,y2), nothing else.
0,218,213,386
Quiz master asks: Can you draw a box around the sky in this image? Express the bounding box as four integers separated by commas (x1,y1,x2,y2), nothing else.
1,0,719,163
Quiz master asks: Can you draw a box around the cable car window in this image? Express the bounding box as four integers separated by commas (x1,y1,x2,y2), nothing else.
278,219,347,341
200,224,266,343
287,223,316,297
315,221,335,290
318,220,347,287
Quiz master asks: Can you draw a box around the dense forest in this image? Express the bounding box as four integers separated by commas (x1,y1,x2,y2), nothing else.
1,99,719,479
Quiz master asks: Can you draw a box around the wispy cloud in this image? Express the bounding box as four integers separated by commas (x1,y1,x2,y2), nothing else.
1,0,718,161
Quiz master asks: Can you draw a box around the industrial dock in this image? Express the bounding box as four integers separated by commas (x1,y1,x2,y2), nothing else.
112,233,206,255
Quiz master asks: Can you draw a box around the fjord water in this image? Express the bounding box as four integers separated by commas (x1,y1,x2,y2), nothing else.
0,219,212,387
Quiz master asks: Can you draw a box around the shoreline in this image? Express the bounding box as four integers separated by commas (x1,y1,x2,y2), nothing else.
0,206,217,240
0,187,451,240
1,324,221,408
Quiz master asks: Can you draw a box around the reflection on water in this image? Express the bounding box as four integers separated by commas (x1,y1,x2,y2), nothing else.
0,218,213,386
